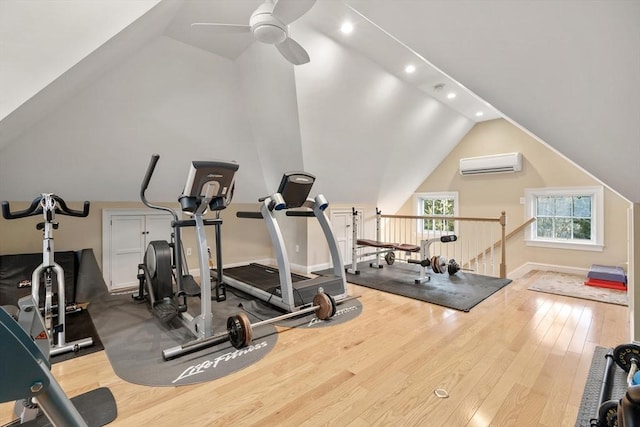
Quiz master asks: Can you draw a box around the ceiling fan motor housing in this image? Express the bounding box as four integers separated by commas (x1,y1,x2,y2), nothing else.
251,16,287,44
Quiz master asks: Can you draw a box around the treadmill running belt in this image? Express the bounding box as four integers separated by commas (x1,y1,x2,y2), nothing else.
224,263,307,293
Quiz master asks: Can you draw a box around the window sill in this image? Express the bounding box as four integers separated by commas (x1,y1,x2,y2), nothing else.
525,239,604,252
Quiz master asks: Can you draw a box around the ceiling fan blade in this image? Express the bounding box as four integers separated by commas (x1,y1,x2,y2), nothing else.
276,37,310,65
191,23,251,34
272,0,316,25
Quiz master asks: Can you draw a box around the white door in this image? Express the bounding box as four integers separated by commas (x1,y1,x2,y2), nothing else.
110,215,146,290
103,211,172,291
146,214,172,244
330,209,363,265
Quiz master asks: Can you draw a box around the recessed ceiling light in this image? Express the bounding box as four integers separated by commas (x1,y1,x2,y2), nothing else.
404,64,416,74
446,92,456,99
341,22,354,34
475,111,484,117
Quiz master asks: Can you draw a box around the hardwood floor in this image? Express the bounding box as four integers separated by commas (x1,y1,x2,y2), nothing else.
0,271,629,426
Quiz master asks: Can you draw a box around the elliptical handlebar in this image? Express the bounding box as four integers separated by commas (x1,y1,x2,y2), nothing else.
140,154,160,206
2,195,90,220
139,154,178,220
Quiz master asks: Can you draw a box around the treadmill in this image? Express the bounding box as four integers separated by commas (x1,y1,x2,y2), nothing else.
225,172,348,312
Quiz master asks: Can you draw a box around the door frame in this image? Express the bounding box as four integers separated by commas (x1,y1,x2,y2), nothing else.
330,207,364,266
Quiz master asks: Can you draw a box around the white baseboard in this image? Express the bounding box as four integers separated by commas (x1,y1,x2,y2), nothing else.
508,262,589,279
301,262,332,274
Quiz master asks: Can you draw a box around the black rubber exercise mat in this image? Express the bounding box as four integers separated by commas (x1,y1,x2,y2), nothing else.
315,262,511,312
51,309,104,364
22,387,117,427
575,346,628,427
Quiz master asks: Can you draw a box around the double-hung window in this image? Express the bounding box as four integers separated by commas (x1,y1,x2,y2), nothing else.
414,192,458,234
524,186,603,251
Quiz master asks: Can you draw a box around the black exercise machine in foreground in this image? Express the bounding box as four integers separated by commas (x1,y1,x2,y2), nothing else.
0,301,117,426
593,344,640,426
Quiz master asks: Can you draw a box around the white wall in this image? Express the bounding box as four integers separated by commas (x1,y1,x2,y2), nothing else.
294,26,474,212
0,36,266,203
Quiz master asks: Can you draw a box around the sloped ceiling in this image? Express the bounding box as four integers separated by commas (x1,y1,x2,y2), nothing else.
346,0,640,203
1,0,638,208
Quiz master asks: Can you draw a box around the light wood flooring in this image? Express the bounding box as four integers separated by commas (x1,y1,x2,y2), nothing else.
0,270,629,426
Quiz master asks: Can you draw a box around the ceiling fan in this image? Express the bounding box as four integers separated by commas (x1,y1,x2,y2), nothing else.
191,0,316,65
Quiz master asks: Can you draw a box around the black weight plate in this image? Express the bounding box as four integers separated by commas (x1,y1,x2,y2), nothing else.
613,344,640,372
598,400,619,427
448,259,460,276
385,252,395,265
327,293,337,318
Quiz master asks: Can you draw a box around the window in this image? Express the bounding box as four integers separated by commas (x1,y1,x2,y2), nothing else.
414,192,458,234
524,186,603,251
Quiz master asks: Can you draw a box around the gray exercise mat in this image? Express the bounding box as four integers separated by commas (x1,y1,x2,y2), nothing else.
79,250,360,386
88,290,279,387
315,262,511,312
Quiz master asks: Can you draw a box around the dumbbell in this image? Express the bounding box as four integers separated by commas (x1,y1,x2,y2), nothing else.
431,256,460,275
163,292,353,360
408,256,460,275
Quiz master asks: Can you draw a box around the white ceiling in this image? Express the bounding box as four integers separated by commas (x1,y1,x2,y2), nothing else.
0,0,162,122
164,0,502,123
0,0,638,203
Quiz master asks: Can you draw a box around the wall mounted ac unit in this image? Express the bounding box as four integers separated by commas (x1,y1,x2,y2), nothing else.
459,152,523,175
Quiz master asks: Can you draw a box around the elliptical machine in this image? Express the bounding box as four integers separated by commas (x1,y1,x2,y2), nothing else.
2,194,93,357
134,154,238,360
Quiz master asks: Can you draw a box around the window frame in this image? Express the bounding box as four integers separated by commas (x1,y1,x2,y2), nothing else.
413,192,459,235
524,186,604,252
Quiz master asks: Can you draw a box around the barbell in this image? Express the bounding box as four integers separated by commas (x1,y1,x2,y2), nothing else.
163,292,353,360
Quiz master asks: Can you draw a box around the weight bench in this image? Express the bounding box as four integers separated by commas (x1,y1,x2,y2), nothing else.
356,239,421,253
347,208,459,283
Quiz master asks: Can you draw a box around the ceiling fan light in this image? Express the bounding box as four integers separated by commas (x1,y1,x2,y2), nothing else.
253,24,287,44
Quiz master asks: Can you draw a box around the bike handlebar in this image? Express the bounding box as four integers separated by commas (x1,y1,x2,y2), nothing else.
2,195,90,220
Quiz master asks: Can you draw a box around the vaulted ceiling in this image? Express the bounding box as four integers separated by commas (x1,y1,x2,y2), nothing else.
1,0,638,208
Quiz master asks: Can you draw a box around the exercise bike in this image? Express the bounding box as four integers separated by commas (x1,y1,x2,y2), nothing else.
133,154,239,360
2,194,93,357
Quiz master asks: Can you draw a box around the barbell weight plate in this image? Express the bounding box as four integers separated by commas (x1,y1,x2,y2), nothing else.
597,400,619,427
385,251,395,265
227,312,252,349
448,259,460,276
313,292,333,320
431,256,440,274
327,293,337,317
613,343,640,372
438,256,448,274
